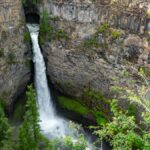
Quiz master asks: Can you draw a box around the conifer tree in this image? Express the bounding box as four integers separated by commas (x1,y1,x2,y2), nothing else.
18,85,41,150
0,102,12,149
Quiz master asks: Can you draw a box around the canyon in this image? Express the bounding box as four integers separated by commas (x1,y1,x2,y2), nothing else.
0,0,149,113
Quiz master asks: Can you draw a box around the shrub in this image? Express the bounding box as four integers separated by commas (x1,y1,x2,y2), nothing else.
83,38,99,48
0,48,4,57
39,10,69,44
40,10,50,36
97,23,110,34
91,100,144,150
55,29,69,40
146,8,150,18
111,30,122,40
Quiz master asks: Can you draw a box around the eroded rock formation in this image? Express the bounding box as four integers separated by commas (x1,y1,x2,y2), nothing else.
40,0,150,99
0,0,31,107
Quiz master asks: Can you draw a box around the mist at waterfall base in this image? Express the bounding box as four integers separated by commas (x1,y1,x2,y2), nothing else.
27,24,92,149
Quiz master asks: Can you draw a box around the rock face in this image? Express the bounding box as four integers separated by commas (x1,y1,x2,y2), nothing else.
39,0,149,33
0,0,31,106
40,0,150,99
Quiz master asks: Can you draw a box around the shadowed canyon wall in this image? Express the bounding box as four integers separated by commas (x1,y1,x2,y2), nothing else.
0,0,31,108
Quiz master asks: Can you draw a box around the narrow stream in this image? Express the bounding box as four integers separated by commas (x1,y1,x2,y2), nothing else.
27,24,93,149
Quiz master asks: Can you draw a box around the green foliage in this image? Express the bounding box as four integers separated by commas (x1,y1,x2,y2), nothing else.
39,10,68,44
111,69,150,149
18,85,41,150
93,111,107,126
55,29,69,40
39,10,50,44
23,32,31,43
22,0,40,7
146,9,150,18
0,48,4,57
111,30,122,40
97,23,109,34
58,96,89,115
82,22,122,50
0,103,12,149
30,122,89,150
83,90,109,104
83,38,99,49
92,99,143,150
12,99,26,122
112,69,150,113
58,95,108,126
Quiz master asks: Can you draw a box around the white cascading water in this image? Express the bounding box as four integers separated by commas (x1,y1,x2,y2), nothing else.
27,24,70,138
27,24,92,149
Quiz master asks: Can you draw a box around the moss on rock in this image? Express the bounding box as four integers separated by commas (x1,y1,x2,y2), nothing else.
58,95,108,125
58,96,89,116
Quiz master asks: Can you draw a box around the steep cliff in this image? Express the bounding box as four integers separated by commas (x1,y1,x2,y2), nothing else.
0,0,31,107
39,0,149,100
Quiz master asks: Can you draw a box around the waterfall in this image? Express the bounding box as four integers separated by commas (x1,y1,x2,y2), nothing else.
27,24,92,149
27,24,70,138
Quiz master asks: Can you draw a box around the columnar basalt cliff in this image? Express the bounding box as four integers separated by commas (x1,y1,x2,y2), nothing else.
39,0,150,33
39,0,150,99
0,0,31,107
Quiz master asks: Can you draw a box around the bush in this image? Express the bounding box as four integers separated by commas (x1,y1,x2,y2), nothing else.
91,100,144,150
39,10,69,44
97,23,110,34
111,30,122,40
83,38,99,49
147,9,150,18
0,48,4,57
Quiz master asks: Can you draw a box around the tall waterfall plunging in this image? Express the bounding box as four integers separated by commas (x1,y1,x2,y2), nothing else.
27,24,70,138
27,24,92,150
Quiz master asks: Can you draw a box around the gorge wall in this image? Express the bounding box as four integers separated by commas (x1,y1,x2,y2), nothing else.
40,0,149,33
39,0,150,99
0,0,149,109
0,0,31,107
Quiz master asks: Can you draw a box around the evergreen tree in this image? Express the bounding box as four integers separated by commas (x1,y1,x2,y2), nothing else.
18,85,41,150
0,103,12,149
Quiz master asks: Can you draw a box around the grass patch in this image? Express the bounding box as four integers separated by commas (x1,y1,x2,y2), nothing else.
58,96,89,115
